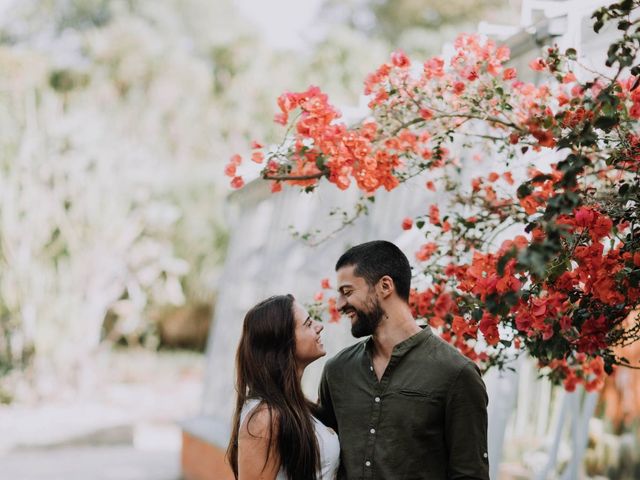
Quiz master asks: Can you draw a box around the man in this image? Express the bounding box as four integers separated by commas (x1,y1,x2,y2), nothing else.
318,240,489,479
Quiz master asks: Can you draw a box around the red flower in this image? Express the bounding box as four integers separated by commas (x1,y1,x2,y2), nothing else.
502,172,514,185
503,67,516,80
429,205,440,225
321,278,331,289
327,298,340,322
529,58,547,71
230,176,245,189
224,163,236,177
419,108,433,120
531,128,556,148
391,50,411,68
270,182,282,193
401,217,413,230
479,313,500,346
416,242,438,261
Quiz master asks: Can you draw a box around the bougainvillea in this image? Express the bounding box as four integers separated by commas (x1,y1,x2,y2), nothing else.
227,1,640,391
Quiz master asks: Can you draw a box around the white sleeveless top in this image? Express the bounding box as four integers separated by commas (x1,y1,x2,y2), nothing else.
240,398,340,480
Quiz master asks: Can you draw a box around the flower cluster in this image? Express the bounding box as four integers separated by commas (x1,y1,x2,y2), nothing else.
232,3,640,391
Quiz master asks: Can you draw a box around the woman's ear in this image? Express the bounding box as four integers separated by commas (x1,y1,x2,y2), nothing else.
377,275,395,299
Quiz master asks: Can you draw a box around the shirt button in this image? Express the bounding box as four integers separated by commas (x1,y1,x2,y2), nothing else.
370,428,376,434
483,452,488,458
365,460,371,467
370,366,373,371
374,396,381,403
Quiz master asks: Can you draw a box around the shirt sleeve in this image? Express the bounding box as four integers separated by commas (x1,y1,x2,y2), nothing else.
317,362,339,432
444,362,490,480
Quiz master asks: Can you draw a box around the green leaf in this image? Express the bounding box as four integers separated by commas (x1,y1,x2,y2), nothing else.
594,19,604,33
517,183,532,199
594,115,619,130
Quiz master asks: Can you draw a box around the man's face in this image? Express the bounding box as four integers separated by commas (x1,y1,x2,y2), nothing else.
336,265,385,337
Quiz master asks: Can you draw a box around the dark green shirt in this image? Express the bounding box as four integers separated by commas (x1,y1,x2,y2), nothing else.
318,327,489,480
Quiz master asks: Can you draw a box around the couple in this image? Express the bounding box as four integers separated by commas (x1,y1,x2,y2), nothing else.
227,241,489,479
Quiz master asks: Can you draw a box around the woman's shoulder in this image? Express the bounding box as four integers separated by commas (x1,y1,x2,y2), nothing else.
239,399,279,438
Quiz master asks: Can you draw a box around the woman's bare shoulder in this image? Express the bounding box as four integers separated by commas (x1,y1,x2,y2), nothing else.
240,403,280,440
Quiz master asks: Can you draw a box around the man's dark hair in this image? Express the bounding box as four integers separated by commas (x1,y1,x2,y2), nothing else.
335,240,412,301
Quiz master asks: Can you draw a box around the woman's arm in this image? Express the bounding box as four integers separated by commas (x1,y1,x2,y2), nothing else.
238,405,281,480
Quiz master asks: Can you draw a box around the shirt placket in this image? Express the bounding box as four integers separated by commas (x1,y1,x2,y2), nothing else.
362,352,400,480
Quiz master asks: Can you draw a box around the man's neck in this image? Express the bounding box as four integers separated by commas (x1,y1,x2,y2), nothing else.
371,307,421,360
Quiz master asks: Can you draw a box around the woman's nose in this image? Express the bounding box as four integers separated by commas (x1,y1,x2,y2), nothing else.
315,321,324,333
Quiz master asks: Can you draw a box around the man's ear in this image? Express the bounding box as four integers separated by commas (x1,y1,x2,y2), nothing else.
377,275,395,299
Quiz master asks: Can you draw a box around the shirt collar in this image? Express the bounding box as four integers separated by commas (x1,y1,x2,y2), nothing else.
364,325,433,358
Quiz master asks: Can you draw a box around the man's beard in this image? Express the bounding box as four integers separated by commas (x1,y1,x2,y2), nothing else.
348,296,385,338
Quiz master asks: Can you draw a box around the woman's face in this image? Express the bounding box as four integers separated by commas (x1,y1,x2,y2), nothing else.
293,301,325,367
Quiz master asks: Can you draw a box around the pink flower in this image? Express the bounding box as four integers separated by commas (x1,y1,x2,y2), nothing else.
391,50,411,68
423,57,445,79
401,217,413,230
529,58,546,71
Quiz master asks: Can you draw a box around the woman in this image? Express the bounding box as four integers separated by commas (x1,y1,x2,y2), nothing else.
227,294,340,480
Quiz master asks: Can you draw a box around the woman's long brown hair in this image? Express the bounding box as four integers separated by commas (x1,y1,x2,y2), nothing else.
227,294,320,479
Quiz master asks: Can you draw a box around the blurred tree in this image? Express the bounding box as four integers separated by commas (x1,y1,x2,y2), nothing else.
0,0,395,395
319,0,521,56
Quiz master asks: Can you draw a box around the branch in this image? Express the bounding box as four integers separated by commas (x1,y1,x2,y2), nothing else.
263,172,325,181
